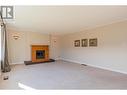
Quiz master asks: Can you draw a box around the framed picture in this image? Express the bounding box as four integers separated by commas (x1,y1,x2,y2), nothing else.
81,39,88,47
89,38,97,47
74,40,80,47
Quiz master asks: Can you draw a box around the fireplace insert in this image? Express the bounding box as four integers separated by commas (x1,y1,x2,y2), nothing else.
36,50,45,59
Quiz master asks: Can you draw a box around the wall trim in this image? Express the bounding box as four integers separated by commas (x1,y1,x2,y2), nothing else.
10,62,24,65
60,58,127,75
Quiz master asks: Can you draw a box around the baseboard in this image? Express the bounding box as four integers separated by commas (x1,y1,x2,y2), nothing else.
59,58,85,64
10,62,24,65
60,58,127,75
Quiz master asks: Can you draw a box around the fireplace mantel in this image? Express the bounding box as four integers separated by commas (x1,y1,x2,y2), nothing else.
31,45,49,62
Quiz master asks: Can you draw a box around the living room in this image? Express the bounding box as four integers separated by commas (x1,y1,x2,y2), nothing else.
0,2,127,94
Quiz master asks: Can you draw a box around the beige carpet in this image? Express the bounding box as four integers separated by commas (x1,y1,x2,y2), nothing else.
0,60,127,89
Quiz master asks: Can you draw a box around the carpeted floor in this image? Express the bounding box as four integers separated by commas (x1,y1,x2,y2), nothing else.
0,60,127,89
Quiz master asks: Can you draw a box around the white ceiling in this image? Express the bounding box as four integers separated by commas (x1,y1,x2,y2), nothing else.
7,6,127,35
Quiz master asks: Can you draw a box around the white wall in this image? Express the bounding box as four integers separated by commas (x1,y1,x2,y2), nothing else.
7,28,60,64
60,21,127,74
50,35,60,60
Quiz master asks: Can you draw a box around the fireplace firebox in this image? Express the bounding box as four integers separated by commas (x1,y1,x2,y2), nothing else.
36,50,45,59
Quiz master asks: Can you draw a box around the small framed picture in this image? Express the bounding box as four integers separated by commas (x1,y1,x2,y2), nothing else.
74,40,80,47
81,39,88,47
89,38,97,47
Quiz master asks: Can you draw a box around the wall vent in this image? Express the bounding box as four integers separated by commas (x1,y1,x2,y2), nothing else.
81,64,87,66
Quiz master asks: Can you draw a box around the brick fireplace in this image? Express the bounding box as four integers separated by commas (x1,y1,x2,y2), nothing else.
31,45,49,62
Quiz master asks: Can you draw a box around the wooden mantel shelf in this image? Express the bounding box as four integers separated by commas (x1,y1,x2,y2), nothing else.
31,45,49,47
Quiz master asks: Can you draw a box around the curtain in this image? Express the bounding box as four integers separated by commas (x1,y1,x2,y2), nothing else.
1,13,11,72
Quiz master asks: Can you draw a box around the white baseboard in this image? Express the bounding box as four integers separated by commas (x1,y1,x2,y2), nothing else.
10,62,24,65
60,58,127,75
